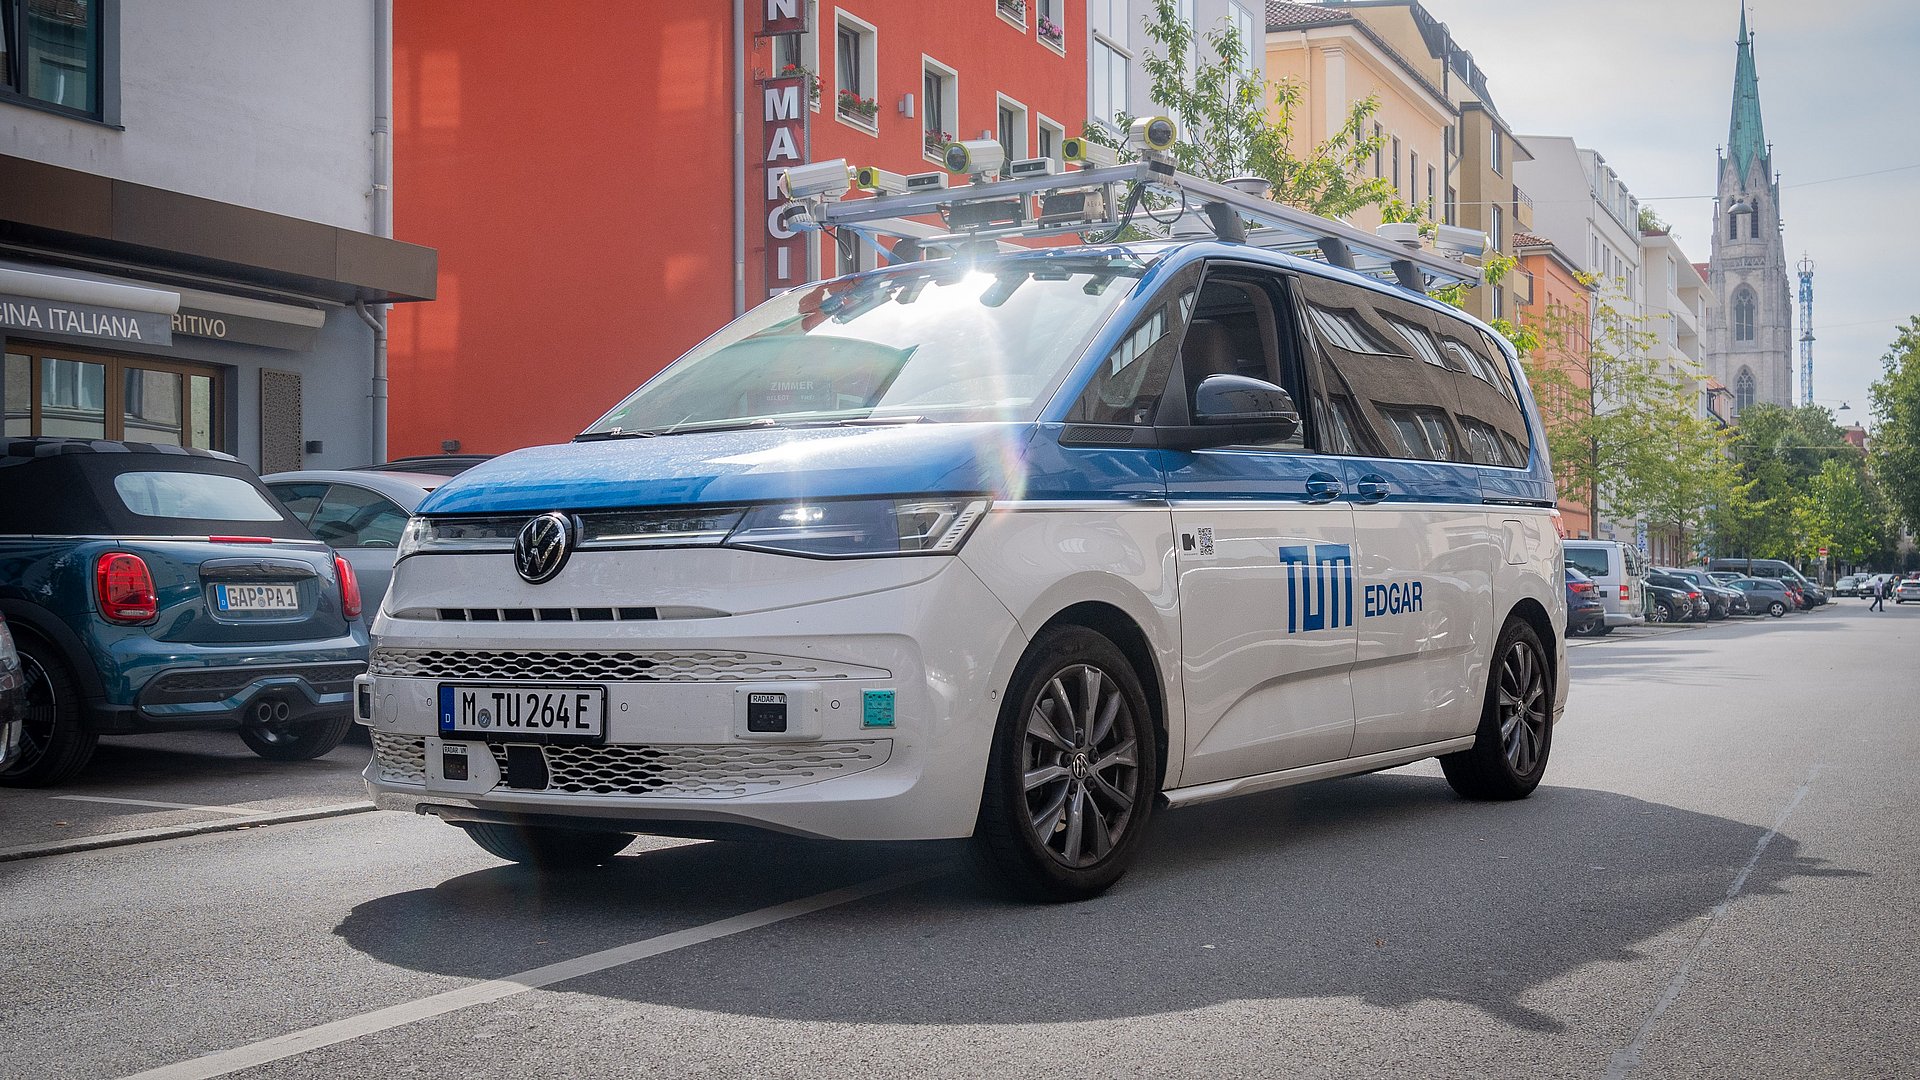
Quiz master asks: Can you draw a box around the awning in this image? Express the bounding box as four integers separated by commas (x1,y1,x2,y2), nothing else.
0,266,179,347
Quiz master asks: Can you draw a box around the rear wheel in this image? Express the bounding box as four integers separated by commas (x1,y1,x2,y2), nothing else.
1649,601,1673,624
460,822,632,869
1440,619,1553,800
0,643,97,788
972,625,1159,902
239,709,353,761
1768,600,1787,618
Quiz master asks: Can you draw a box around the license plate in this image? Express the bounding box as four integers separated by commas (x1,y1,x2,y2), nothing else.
215,583,300,612
438,684,606,739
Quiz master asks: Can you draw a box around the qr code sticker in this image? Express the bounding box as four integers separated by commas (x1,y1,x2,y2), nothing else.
1196,526,1214,556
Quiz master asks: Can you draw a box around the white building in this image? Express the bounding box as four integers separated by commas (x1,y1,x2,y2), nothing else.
1514,136,1643,323
1087,0,1267,132
0,0,434,472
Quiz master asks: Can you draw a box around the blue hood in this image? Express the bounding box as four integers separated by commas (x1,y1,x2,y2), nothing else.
417,423,1041,515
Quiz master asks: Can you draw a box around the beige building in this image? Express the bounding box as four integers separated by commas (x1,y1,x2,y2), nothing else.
1262,2,1453,233
1268,1,1533,325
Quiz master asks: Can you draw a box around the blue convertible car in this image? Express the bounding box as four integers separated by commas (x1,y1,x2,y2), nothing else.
0,439,368,786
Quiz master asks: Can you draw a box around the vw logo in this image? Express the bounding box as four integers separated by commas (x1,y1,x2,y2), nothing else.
514,512,574,584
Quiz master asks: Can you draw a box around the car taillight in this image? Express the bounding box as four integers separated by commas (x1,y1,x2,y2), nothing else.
335,556,362,620
1570,582,1594,595
1688,591,1701,599
95,553,158,623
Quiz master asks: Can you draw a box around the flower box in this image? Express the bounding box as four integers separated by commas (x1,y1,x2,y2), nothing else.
837,89,880,125
1038,16,1064,48
998,0,1026,23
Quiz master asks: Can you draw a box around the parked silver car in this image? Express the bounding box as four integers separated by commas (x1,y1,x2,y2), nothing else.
263,469,446,619
1563,540,1647,635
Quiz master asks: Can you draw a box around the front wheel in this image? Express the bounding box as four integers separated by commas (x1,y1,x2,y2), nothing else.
972,625,1159,902
1768,601,1787,618
461,822,632,869
1441,619,1553,801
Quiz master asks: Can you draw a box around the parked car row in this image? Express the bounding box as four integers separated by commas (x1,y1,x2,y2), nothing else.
0,438,480,787
1839,572,1920,603
1559,542,1838,638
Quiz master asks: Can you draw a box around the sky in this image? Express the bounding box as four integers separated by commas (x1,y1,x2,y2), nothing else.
1422,0,1920,428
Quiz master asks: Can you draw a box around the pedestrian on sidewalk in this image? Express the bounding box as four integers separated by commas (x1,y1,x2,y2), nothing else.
1869,575,1888,611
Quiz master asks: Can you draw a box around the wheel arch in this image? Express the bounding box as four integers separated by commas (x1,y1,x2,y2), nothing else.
1035,601,1170,791
0,600,102,701
1502,597,1557,697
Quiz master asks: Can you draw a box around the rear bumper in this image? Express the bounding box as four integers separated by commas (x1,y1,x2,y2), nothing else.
86,654,367,733
1602,610,1645,628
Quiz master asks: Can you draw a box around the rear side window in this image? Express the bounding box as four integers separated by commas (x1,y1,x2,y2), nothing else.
268,482,329,524
113,472,284,521
308,485,409,548
1564,547,1611,578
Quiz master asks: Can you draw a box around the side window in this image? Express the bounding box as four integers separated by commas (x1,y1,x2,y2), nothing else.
1295,275,1463,462
1176,267,1305,450
308,485,409,549
1564,547,1610,578
268,482,329,525
1067,264,1202,425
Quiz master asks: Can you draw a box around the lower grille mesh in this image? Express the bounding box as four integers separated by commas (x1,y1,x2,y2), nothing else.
370,732,428,785
486,740,890,799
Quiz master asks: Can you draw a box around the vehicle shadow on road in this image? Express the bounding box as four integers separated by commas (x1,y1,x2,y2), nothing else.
332,773,1860,1033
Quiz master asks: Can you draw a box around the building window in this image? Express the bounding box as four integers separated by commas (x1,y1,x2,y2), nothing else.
1176,0,1197,84
1492,284,1504,319
833,12,878,132
1733,287,1757,341
1490,131,1505,176
997,95,1028,175
1727,208,1740,240
1750,210,1762,240
1408,150,1419,202
1036,0,1065,52
1490,203,1503,250
1445,186,1456,226
1427,165,1437,216
1391,136,1402,194
1091,38,1127,128
1088,0,1127,50
1,0,103,118
4,345,222,449
1037,114,1065,162
1230,4,1255,74
1734,367,1755,415
922,58,957,159
997,0,1027,29
1372,123,1383,177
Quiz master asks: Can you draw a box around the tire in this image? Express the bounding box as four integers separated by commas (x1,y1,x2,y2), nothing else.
1649,602,1673,624
1440,618,1553,801
461,821,632,869
972,625,1159,902
0,642,98,787
1768,601,1786,618
238,709,354,761
1588,623,1614,637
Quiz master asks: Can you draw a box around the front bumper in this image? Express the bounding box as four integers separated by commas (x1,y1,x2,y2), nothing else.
361,549,1023,842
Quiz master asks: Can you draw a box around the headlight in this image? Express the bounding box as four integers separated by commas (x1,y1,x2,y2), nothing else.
724,497,989,558
396,515,522,558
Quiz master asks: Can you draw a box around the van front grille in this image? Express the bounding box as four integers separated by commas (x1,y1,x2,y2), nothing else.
486,740,890,798
368,647,886,683
370,732,428,785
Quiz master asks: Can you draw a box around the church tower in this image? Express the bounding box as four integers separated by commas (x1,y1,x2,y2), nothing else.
1706,7,1793,415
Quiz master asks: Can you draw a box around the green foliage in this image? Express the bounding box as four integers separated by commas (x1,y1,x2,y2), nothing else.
1712,401,1896,567
1087,0,1396,219
1869,316,1920,534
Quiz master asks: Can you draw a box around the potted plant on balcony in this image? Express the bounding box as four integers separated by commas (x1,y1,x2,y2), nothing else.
777,62,821,106
998,0,1026,22
1038,15,1064,48
836,89,880,124
923,130,953,159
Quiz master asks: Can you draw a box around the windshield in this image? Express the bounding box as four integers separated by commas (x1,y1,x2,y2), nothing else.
581,255,1145,436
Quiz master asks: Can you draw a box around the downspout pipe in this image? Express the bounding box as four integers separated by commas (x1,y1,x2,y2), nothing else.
368,0,394,465
733,0,748,316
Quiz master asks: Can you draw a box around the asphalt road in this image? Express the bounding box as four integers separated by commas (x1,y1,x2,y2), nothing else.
3,601,1916,1079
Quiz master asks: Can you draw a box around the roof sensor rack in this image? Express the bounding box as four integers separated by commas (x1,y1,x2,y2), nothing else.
782,124,1484,293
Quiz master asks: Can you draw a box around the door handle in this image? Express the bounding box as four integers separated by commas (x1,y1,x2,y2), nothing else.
1305,473,1344,503
1353,474,1390,504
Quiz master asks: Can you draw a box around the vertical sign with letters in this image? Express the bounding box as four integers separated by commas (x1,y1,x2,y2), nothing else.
760,0,812,298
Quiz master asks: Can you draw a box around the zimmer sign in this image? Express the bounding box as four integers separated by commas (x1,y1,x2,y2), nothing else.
761,0,811,298
0,295,173,346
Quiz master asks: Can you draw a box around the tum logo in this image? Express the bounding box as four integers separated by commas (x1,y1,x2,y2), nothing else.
1279,543,1354,633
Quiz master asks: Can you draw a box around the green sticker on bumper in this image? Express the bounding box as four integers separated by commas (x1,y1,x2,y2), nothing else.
862,689,896,728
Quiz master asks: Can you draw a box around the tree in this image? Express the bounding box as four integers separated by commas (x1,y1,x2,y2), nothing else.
1711,402,1893,567
1869,316,1920,533
1089,0,1396,219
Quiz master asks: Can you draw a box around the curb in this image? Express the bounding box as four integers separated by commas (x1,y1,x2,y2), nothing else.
0,801,376,863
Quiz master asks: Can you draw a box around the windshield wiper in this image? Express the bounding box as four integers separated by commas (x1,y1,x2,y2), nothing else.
834,415,938,426
574,428,659,441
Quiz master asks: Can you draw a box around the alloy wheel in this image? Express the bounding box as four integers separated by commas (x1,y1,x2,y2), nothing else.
4,653,56,775
1649,603,1670,623
1496,640,1549,776
1021,663,1142,869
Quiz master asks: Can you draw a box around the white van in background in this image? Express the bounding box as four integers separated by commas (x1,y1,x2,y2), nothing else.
1562,540,1646,636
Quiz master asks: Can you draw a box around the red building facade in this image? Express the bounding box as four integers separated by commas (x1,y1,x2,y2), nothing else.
391,0,1085,457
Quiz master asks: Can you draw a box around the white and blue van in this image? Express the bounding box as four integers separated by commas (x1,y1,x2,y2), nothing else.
360,238,1566,900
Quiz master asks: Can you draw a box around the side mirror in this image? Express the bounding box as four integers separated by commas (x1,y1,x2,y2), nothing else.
1154,374,1300,450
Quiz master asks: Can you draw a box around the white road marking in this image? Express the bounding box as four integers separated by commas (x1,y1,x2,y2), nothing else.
52,795,263,817
1601,765,1823,1080
116,864,944,1080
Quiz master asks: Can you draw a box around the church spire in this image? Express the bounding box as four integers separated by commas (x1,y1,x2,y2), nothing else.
1727,5,1768,181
